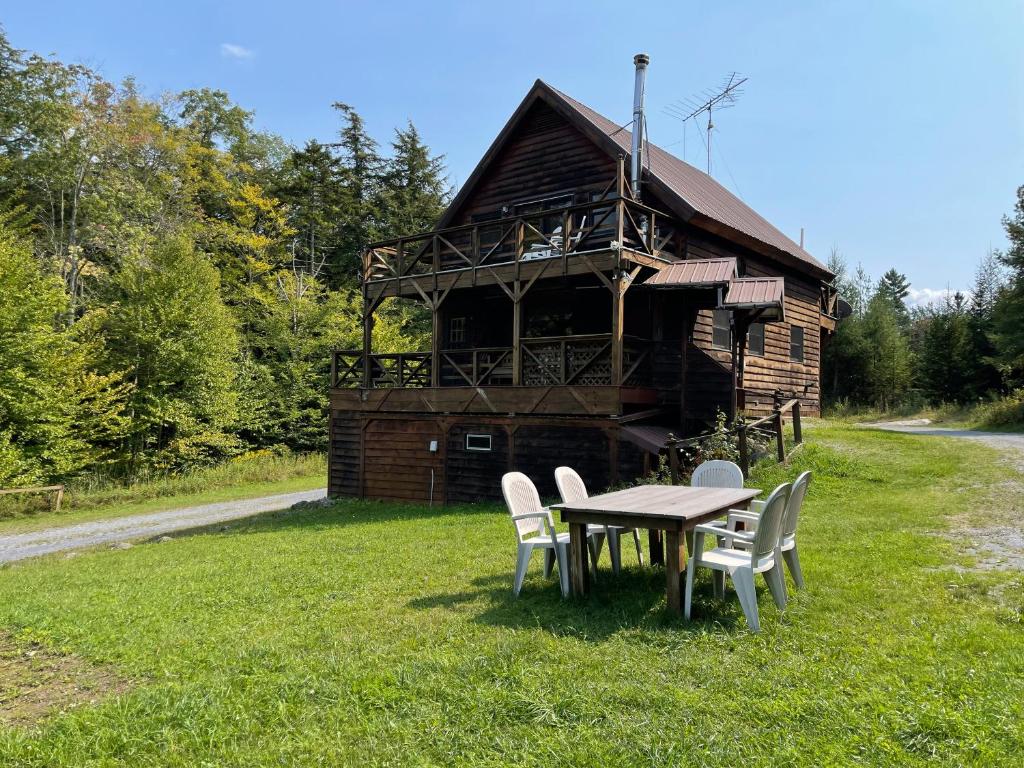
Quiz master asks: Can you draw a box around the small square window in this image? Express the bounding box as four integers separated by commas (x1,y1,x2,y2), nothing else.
747,323,765,356
465,433,492,452
712,309,731,350
449,316,466,346
790,325,804,362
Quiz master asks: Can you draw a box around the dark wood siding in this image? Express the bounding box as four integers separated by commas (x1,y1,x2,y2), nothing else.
362,419,444,504
447,100,617,226
512,425,610,499
741,255,822,416
445,424,510,504
683,229,823,418
328,412,360,497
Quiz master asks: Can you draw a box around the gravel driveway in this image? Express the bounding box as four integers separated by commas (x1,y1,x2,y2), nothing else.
865,420,1024,571
0,489,326,564
865,420,1024,471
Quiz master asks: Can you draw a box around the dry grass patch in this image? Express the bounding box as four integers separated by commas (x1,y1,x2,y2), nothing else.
0,633,127,728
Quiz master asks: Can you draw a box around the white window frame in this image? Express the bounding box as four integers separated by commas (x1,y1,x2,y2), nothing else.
465,433,492,452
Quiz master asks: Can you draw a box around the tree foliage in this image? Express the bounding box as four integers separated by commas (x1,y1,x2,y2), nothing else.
0,28,444,483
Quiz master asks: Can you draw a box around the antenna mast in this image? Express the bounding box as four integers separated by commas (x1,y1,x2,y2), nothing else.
663,72,747,174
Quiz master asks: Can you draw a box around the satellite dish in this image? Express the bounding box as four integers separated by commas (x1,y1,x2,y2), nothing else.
836,297,853,319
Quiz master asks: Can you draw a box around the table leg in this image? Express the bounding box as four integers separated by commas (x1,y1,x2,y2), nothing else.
665,530,687,615
648,530,665,566
569,522,590,597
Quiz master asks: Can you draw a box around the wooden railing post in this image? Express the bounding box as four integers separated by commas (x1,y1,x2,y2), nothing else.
666,436,681,485
738,424,749,478
775,410,786,463
793,400,803,444
330,351,338,389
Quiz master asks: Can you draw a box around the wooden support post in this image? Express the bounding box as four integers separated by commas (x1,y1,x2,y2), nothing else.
665,529,686,615
611,273,625,386
729,320,739,424
362,292,373,389
667,439,681,485
431,295,441,388
793,401,803,444
649,530,665,566
512,284,522,386
679,308,696,433
735,315,749,415
775,411,786,463
738,424,749,477
569,522,590,597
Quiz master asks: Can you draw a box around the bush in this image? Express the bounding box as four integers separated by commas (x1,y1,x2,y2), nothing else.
974,390,1024,428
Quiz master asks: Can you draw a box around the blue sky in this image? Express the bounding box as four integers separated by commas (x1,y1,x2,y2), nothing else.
4,1,1021,302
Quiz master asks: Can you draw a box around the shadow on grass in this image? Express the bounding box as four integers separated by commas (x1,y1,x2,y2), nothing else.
153,497,761,638
407,567,756,640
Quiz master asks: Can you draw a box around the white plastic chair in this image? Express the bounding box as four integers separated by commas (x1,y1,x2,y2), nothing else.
684,482,791,632
720,471,811,589
554,466,643,574
502,472,570,597
691,459,744,489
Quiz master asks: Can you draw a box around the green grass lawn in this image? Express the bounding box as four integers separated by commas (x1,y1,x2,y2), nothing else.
0,454,326,534
0,425,1021,765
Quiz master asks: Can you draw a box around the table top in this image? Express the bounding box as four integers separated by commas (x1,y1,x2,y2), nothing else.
553,484,760,524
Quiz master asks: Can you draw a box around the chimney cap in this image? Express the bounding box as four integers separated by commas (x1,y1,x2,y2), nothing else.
634,53,650,66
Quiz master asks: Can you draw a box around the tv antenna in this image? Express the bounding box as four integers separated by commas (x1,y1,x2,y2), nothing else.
663,72,748,174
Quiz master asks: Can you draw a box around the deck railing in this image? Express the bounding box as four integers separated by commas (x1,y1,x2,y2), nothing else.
361,195,679,285
665,397,804,481
333,335,658,389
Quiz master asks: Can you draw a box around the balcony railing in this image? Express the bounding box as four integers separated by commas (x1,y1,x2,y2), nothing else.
333,335,658,389
362,195,680,285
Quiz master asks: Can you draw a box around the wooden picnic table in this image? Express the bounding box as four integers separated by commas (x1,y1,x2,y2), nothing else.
553,484,760,615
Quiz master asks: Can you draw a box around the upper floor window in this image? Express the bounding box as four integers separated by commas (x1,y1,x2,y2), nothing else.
790,325,804,362
747,323,765,357
449,316,466,346
712,310,731,351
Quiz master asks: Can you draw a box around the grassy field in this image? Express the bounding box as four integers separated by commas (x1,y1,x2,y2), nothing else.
0,453,326,534
0,425,1021,765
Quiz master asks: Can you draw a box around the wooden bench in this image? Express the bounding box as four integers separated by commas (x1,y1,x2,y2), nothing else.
0,484,65,511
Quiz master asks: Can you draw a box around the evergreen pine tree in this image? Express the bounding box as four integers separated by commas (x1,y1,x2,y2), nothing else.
994,185,1024,385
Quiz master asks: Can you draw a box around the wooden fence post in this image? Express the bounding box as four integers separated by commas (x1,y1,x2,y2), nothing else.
666,437,681,485
793,400,803,444
738,424,749,477
774,411,786,463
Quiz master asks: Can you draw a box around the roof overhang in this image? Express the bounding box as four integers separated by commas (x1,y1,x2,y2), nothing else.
721,277,786,322
639,257,736,289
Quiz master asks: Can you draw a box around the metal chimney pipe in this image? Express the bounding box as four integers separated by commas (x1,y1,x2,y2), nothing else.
630,53,650,200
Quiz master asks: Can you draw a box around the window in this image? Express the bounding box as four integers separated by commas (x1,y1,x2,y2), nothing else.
465,433,492,452
790,325,804,362
449,316,466,346
747,323,765,356
712,310,731,350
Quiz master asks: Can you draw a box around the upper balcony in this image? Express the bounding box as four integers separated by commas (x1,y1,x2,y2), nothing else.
361,191,683,300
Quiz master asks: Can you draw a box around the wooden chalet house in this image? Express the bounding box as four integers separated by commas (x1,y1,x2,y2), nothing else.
330,55,837,504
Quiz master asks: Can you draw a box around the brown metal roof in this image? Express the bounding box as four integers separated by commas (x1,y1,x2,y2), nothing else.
723,277,786,320
642,258,736,287
546,86,831,276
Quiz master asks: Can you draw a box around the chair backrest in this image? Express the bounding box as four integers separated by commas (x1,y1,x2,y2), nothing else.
691,460,744,489
750,482,791,561
554,466,588,504
782,471,812,538
501,472,545,541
